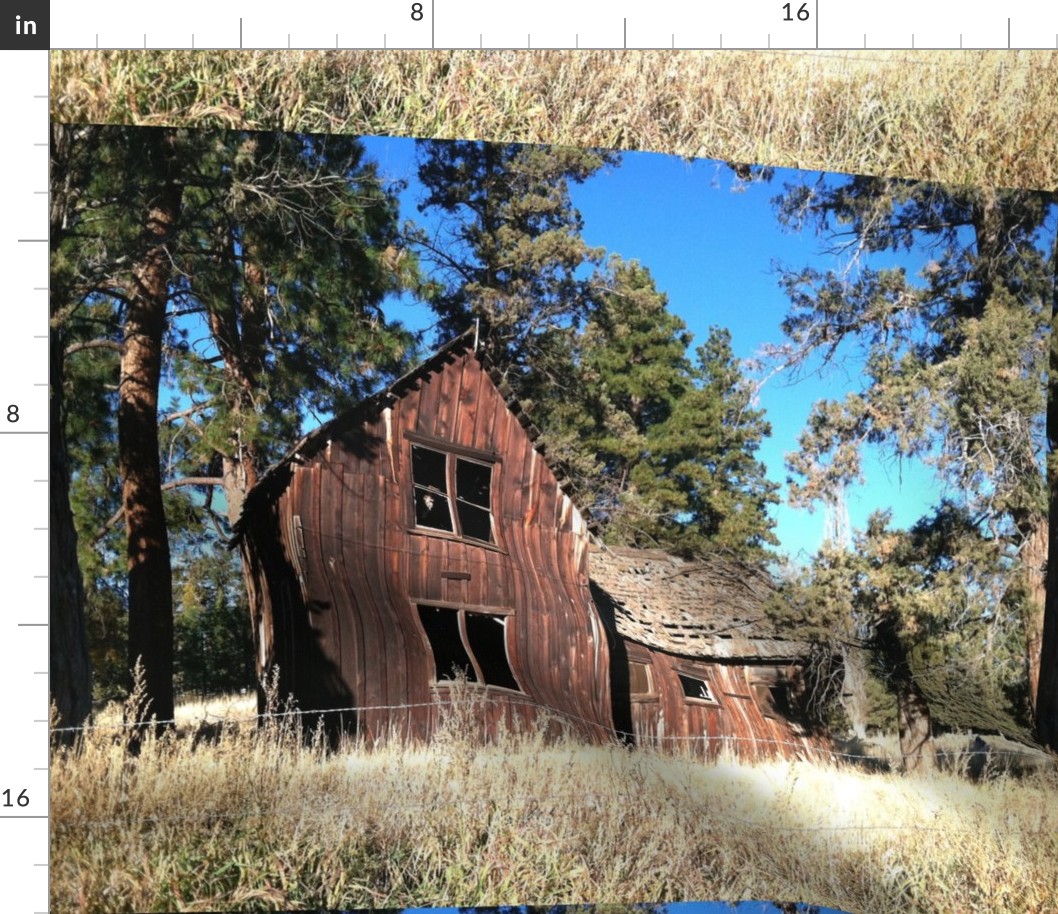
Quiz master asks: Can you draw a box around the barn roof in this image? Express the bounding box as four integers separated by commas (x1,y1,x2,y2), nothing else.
231,329,585,540
589,545,809,661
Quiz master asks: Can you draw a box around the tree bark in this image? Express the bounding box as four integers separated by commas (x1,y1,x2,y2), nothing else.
876,615,935,773
120,138,182,730
48,124,93,740
1037,214,1058,751
1020,517,1048,716
49,322,93,739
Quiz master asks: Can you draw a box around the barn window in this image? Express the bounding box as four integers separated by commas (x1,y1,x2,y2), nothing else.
417,605,521,691
628,660,655,697
753,682,791,719
678,672,717,703
411,445,494,543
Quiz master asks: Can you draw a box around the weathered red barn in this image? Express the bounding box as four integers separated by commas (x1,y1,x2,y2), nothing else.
235,332,823,758
589,547,826,759
233,331,614,742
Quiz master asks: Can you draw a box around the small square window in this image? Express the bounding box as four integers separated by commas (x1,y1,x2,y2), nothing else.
629,660,654,696
678,672,716,703
753,682,791,719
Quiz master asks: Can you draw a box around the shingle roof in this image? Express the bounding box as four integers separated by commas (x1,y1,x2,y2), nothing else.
589,545,809,661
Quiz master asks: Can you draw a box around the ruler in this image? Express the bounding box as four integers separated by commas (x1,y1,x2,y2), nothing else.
5,2,1056,911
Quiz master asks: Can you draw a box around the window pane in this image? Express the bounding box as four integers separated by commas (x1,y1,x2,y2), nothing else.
412,446,448,494
412,446,453,530
753,682,790,718
418,606,476,682
464,613,520,691
415,488,454,531
456,501,493,543
456,458,492,507
629,661,653,695
678,673,715,702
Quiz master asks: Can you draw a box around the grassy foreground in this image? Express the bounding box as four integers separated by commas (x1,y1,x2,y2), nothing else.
51,692,1058,914
51,49,1058,191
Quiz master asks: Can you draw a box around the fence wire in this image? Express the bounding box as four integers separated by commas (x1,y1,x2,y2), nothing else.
49,692,1055,768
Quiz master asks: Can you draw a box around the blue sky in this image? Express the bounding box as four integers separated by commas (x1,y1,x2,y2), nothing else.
360,136,1046,562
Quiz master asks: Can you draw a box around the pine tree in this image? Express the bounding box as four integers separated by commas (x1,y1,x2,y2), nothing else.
52,125,416,723
556,258,778,556
414,139,617,407
772,176,1053,724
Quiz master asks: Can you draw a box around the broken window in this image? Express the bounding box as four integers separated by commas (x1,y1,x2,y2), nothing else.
411,444,494,543
678,672,716,703
628,660,655,697
417,605,521,691
753,682,791,719
412,446,454,532
418,605,476,682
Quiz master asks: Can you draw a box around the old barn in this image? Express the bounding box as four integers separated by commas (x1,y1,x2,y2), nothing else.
590,547,825,759
234,331,614,743
234,332,822,757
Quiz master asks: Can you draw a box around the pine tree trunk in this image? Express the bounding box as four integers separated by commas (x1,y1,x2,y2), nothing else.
1037,237,1058,751
876,616,934,773
48,123,93,740
839,645,870,741
49,328,92,739
120,150,182,730
1020,517,1048,714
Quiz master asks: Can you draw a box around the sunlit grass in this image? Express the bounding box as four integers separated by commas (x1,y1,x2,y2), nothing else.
51,49,1058,191
51,688,1058,913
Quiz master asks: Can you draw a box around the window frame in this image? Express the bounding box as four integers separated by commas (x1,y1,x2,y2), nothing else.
406,433,501,549
627,659,658,701
675,668,720,706
416,603,522,693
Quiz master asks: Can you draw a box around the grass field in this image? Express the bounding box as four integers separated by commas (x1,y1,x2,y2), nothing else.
50,689,1058,914
51,49,1058,191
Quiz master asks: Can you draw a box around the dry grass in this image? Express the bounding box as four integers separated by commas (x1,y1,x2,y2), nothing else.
51,689,1058,914
51,49,1058,191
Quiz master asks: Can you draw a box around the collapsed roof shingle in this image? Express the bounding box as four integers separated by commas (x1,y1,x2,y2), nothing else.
589,545,808,661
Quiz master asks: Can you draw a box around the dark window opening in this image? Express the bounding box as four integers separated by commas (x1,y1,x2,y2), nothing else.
678,672,716,703
412,446,454,531
754,682,791,719
410,444,494,543
629,660,654,696
418,605,476,682
464,612,520,690
418,605,521,692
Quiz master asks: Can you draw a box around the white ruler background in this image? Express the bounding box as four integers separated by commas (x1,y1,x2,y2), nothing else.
3,3,1056,910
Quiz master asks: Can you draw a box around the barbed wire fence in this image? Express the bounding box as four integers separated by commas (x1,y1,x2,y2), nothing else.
50,690,1056,768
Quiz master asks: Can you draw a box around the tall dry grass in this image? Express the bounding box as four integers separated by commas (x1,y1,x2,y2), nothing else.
51,688,1058,913
51,49,1058,191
